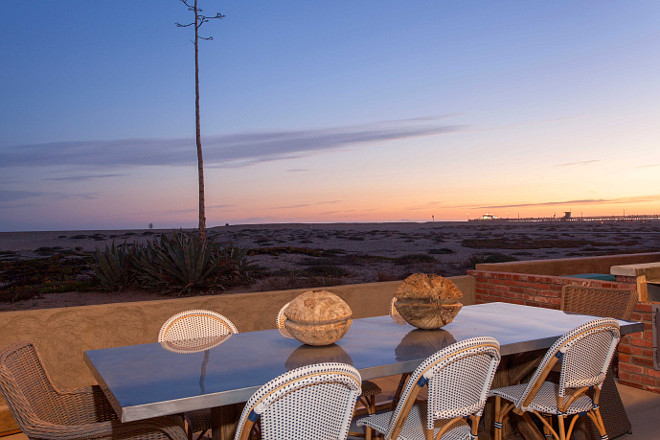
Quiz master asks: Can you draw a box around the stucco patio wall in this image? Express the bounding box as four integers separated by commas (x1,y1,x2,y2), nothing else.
0,276,475,435
474,252,660,276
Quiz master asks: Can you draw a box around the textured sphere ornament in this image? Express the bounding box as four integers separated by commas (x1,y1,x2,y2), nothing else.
394,273,463,330
284,290,353,346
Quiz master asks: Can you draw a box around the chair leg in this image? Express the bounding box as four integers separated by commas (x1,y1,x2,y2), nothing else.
365,394,375,440
391,373,411,411
586,408,609,440
350,395,376,438
557,414,566,440
493,396,510,440
542,415,553,439
194,430,208,440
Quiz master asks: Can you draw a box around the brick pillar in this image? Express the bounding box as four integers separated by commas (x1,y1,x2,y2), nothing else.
619,303,660,392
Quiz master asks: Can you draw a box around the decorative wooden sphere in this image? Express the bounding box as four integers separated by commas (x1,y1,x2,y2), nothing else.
394,273,463,330
284,290,352,346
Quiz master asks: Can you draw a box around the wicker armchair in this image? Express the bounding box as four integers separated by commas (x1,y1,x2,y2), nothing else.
561,285,637,321
357,336,501,440
275,302,381,438
234,362,362,440
560,285,637,440
490,318,621,440
158,310,238,439
0,341,187,440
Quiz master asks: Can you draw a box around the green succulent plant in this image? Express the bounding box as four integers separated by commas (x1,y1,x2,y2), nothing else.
91,230,254,295
92,241,136,291
134,231,233,295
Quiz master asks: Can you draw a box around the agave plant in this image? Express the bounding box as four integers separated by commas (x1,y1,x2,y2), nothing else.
133,230,224,295
216,245,256,286
92,241,136,291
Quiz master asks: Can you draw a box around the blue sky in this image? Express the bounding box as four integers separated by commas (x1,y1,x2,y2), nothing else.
1,1,660,231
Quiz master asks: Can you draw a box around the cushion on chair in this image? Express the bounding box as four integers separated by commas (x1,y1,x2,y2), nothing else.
358,405,471,440
360,380,381,398
491,380,601,416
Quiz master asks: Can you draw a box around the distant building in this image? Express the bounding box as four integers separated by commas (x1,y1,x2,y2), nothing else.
480,213,498,220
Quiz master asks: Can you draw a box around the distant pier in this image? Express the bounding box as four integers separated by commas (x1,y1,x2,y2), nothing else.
469,213,660,223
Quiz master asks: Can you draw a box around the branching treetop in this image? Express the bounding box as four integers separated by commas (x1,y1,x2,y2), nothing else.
176,0,224,41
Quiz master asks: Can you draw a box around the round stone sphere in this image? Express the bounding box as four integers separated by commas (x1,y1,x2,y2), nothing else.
284,290,352,346
394,273,463,330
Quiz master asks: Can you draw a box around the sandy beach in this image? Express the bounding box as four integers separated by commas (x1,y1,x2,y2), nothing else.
2,221,659,311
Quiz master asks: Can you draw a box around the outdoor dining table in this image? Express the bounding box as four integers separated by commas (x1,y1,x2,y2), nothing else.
84,302,643,440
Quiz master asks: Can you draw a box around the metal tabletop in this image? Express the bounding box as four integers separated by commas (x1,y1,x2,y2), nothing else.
84,302,643,423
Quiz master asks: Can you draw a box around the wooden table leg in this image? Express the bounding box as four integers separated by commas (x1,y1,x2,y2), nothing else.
211,406,223,440
211,404,242,440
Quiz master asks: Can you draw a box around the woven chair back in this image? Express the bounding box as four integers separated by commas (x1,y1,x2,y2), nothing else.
158,310,238,342
234,362,361,440
561,285,637,321
0,341,59,427
387,337,501,435
517,318,620,407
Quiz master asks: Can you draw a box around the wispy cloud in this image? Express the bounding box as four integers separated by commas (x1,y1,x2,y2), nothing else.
555,160,601,167
275,200,342,210
42,173,127,182
137,204,234,216
0,190,98,207
476,194,660,209
637,164,660,169
0,190,44,204
0,118,462,170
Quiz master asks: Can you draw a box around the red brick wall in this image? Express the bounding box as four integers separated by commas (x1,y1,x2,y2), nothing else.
619,303,659,392
468,270,634,308
469,268,660,393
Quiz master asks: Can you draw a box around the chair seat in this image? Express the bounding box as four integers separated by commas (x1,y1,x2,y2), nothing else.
184,408,211,435
357,404,472,440
491,381,595,415
360,380,381,398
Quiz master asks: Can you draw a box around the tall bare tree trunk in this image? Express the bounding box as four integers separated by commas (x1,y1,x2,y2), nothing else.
177,0,222,242
194,0,206,242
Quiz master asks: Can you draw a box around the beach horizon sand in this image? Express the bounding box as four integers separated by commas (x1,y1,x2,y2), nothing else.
1,220,659,311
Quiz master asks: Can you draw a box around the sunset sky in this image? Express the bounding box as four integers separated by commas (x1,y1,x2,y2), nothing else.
1,1,660,231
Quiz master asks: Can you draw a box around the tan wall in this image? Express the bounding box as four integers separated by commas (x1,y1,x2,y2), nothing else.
0,276,474,434
475,252,660,276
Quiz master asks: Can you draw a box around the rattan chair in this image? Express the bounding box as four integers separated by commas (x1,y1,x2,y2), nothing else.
158,310,238,440
234,362,362,440
0,341,187,440
490,318,621,440
561,285,637,321
357,336,501,440
560,285,637,440
275,302,381,438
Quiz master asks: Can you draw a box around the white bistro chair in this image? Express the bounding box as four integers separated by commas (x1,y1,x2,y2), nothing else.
234,362,362,440
490,318,620,440
158,310,239,440
357,336,501,440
